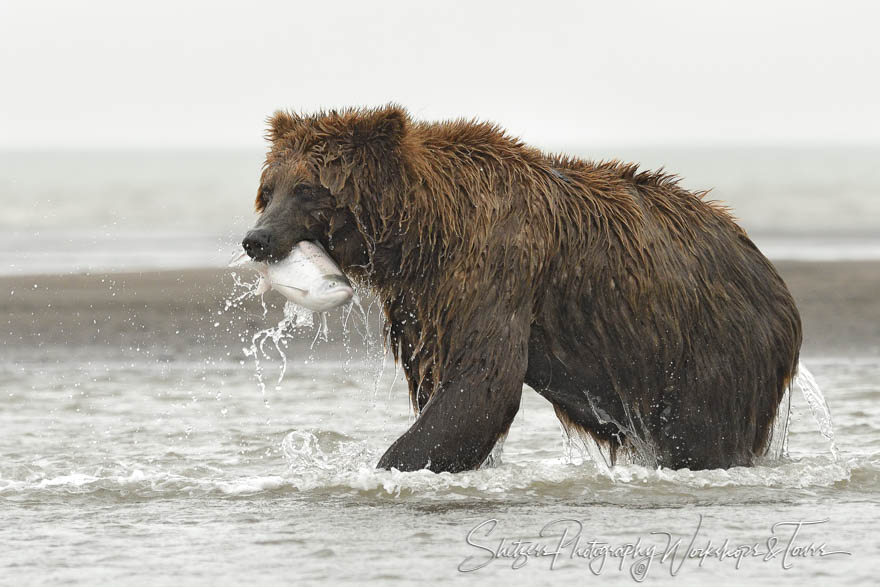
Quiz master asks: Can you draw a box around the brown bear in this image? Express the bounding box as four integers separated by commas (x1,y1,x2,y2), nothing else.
242,104,802,472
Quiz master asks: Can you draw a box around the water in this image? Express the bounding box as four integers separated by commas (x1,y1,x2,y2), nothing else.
0,349,876,584
794,362,840,459
0,149,261,276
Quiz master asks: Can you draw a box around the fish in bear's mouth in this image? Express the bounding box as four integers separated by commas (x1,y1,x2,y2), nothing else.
230,240,354,312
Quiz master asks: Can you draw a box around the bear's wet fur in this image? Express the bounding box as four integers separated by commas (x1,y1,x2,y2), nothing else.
247,104,802,472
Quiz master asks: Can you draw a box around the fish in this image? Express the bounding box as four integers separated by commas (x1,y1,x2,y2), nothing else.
229,241,354,312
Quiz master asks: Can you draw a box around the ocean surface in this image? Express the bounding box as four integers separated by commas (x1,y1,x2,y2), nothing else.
1,148,878,584
1,147,880,275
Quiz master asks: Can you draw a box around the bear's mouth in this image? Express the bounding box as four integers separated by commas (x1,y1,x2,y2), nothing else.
229,240,353,311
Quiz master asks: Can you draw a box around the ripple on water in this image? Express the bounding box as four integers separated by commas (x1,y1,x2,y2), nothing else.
2,427,869,507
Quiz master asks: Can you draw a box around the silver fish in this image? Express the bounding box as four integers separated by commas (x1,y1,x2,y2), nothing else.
230,241,354,311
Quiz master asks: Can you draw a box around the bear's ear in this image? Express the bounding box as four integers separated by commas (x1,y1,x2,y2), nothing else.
347,105,409,150
266,110,304,142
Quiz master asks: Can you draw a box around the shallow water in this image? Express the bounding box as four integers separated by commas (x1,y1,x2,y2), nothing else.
1,344,877,584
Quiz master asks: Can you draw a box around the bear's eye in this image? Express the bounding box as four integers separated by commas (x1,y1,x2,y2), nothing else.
293,184,316,199
260,186,273,205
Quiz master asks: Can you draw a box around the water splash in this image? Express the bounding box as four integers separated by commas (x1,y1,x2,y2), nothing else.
566,361,832,468
2,447,866,500
560,392,659,470
481,434,506,468
272,426,858,499
794,361,840,459
336,286,398,399
229,272,386,407
226,271,263,310
243,302,319,404
281,429,374,477
765,385,792,460
281,430,336,471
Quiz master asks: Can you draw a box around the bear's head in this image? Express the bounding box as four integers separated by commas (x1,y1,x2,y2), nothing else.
242,104,412,280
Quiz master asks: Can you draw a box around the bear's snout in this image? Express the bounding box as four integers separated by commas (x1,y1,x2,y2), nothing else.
242,229,273,261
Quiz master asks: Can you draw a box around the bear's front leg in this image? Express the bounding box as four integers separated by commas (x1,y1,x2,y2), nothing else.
377,306,530,473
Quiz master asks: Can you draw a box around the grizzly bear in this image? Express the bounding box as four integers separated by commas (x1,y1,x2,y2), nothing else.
242,105,802,472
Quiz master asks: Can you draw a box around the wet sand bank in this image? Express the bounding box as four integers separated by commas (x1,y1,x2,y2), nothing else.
2,261,878,359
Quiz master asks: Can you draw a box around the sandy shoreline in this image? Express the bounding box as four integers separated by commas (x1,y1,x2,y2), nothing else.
2,261,879,358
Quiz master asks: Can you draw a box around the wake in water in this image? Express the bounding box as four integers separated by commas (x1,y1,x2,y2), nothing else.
0,435,860,502
272,428,857,500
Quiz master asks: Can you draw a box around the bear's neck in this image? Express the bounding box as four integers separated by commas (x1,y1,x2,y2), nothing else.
335,184,444,300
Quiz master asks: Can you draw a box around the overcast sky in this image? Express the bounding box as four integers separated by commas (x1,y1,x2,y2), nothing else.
1,0,878,149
